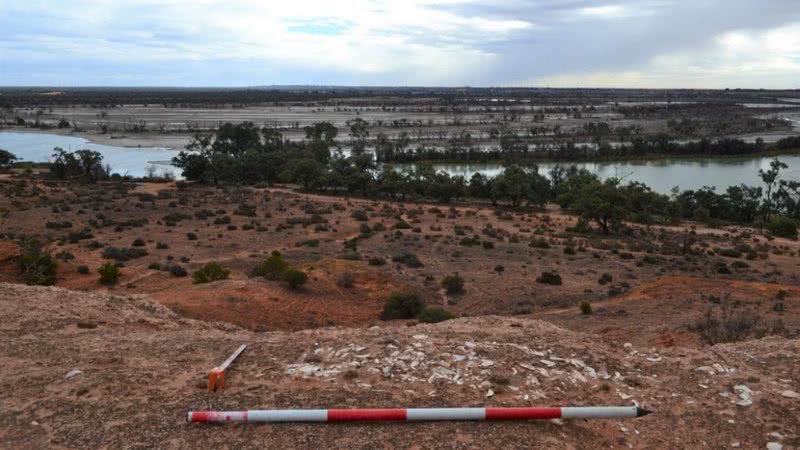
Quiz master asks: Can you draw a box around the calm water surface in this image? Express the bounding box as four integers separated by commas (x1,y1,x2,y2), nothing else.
0,132,179,178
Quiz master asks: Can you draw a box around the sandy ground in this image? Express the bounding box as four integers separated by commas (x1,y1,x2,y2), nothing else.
1,283,798,449
2,177,799,343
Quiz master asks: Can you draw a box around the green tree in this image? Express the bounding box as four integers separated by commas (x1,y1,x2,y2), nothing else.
572,178,628,234
759,158,787,220
0,149,17,168
282,158,323,190
495,165,529,207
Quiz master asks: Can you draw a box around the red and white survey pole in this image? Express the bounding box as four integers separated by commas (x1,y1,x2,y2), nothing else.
188,406,652,423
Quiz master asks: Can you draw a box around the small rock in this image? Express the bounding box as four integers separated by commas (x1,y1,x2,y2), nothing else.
766,443,782,450
31,421,39,426
734,385,752,407
65,369,83,379
486,389,494,397
780,390,799,399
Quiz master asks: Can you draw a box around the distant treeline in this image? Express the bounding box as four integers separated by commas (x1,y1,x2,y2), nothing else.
1,86,797,108
378,135,800,163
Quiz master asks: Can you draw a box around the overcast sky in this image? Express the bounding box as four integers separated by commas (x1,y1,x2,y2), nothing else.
1,0,799,88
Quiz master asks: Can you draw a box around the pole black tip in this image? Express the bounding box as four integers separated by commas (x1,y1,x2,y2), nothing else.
636,407,654,417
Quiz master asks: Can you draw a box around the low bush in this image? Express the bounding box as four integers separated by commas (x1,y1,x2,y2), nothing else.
283,268,308,289
164,263,188,277
536,271,562,285
767,216,798,239
417,307,455,323
440,273,465,295
381,292,424,320
98,262,120,285
690,307,762,345
351,209,368,221
251,250,289,280
20,242,58,286
392,251,423,268
192,262,230,284
102,247,147,262
368,256,386,266
598,273,613,285
579,301,592,315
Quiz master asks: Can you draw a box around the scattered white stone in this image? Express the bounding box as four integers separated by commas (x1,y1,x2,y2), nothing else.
766,443,782,450
65,369,82,379
696,366,716,375
540,359,556,367
731,442,740,448
734,385,753,407
486,389,494,398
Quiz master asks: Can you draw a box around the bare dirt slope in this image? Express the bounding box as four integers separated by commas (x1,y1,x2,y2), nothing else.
1,283,798,449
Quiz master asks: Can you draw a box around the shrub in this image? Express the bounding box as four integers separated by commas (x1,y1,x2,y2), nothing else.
20,244,58,286
351,209,368,221
564,246,576,255
102,247,147,262
283,269,308,289
494,265,505,274
530,238,550,249
579,301,592,315
441,273,465,295
717,248,742,258
251,250,289,280
148,262,162,270
186,232,198,241
392,251,423,268
368,256,386,266
192,262,230,284
214,216,231,225
417,307,455,323
381,292,424,320
77,265,90,274
156,242,169,249
132,238,146,247
55,250,75,261
690,307,762,345
598,273,613,285
98,263,120,285
536,271,562,285
165,264,188,277
767,216,798,239
641,255,658,264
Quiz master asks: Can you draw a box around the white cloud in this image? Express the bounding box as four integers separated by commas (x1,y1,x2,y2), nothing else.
531,22,800,88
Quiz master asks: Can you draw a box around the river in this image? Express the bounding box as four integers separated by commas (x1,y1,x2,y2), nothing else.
1,131,798,193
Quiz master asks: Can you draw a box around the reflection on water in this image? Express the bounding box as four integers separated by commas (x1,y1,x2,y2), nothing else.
0,132,180,178
392,155,800,194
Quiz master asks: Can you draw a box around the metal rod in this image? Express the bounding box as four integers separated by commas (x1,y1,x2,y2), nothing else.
188,406,652,423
